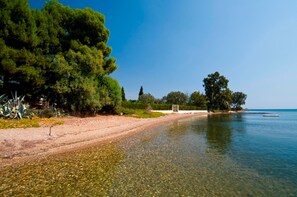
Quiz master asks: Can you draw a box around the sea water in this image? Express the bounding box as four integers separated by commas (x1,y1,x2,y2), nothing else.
1,110,297,196
109,109,297,196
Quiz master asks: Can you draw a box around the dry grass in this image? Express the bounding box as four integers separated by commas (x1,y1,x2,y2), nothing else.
0,117,64,129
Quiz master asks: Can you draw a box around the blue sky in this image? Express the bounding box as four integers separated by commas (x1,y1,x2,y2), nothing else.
29,0,297,109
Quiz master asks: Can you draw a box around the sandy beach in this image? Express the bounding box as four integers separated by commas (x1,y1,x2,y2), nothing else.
0,113,208,166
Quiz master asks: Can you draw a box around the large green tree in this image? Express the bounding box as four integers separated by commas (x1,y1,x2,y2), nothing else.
0,0,120,113
0,0,40,95
40,1,117,110
203,72,232,111
231,91,247,111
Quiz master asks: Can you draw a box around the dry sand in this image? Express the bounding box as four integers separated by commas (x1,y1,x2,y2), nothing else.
0,113,208,166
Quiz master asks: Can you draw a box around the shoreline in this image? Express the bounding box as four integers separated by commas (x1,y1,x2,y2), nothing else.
0,113,208,167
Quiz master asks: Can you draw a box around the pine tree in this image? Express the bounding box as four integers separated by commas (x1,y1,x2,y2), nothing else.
0,0,40,95
138,86,144,100
121,87,126,101
0,0,121,113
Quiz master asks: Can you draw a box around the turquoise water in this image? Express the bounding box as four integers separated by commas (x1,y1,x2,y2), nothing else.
230,109,297,183
1,110,297,196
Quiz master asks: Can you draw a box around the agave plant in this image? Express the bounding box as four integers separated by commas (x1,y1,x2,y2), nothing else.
0,92,30,119
0,94,8,116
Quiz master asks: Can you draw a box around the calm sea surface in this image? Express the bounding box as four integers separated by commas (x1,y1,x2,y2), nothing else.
1,109,297,196
110,109,297,196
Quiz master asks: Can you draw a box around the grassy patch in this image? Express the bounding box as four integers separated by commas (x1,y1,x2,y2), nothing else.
0,117,64,129
0,117,40,129
122,108,165,118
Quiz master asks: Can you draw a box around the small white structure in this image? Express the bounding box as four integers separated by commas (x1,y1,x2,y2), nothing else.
152,105,208,114
172,105,179,112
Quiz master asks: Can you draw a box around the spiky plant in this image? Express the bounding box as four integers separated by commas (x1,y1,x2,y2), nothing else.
0,94,7,116
0,92,30,119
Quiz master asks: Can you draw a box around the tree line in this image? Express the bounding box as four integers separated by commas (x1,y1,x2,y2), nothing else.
0,0,121,114
137,88,207,109
123,72,247,111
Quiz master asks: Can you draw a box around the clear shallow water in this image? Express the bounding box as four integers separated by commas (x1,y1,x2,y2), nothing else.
1,110,297,196
110,110,297,196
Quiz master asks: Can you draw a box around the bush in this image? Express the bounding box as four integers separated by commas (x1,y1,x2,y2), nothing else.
37,109,57,118
121,108,136,115
98,76,122,114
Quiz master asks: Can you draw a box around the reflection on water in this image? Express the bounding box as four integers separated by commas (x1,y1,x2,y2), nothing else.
191,114,246,154
1,113,297,196
205,115,233,153
167,120,190,138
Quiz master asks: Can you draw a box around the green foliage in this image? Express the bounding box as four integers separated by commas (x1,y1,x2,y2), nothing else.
122,101,170,110
138,93,155,104
0,0,41,95
98,76,122,114
178,105,204,110
37,108,59,118
151,104,172,110
202,72,247,111
122,101,149,110
42,2,118,112
0,0,120,114
232,92,247,111
122,101,203,111
188,91,207,109
217,88,232,111
165,91,188,105
203,72,232,111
